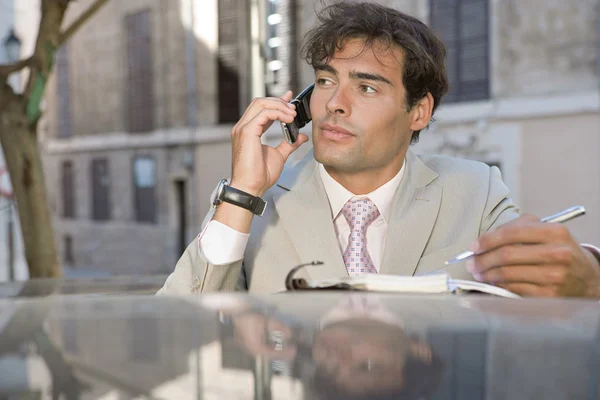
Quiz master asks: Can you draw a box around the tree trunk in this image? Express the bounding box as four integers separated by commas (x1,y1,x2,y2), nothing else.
0,0,112,279
0,82,60,278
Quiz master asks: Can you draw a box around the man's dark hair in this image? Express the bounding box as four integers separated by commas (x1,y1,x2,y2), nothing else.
310,351,445,400
301,1,449,144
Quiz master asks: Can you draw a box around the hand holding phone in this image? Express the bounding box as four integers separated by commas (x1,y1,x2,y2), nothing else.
281,83,314,144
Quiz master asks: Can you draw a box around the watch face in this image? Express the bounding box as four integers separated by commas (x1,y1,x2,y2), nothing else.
212,179,228,207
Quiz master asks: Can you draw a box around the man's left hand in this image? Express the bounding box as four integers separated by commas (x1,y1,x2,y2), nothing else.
468,214,600,298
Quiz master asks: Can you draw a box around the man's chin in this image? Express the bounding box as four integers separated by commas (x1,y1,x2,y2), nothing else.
314,148,359,172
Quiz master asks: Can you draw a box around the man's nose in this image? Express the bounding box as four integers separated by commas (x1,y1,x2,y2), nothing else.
326,86,351,117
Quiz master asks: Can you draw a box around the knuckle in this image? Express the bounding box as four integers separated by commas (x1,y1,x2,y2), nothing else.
546,267,567,284
503,225,521,240
550,224,570,241
552,246,573,265
492,267,508,281
497,247,514,265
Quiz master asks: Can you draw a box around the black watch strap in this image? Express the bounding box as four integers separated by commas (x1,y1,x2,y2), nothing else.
221,185,267,216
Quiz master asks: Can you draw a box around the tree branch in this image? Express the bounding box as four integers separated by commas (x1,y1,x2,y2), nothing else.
0,57,33,77
58,0,112,46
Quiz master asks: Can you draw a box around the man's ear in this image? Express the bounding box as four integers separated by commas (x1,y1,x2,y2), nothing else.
409,92,434,132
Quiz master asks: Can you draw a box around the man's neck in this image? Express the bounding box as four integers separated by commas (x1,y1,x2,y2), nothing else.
324,159,405,195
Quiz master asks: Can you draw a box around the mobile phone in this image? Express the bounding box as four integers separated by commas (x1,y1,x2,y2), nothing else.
280,83,314,144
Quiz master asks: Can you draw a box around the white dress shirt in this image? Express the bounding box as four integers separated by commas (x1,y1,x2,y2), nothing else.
198,162,405,272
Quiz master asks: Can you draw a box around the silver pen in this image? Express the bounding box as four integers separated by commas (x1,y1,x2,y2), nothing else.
444,205,586,266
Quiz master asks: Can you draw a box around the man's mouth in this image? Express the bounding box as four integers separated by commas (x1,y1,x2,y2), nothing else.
321,123,354,139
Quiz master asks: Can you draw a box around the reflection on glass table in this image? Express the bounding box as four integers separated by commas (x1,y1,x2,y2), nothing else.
0,283,599,399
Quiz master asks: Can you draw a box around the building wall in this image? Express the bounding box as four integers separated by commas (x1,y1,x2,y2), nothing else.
493,0,598,98
41,0,236,274
45,0,192,139
43,127,234,274
520,112,600,243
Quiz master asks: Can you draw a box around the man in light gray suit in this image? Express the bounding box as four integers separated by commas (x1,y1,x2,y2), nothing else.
159,2,600,298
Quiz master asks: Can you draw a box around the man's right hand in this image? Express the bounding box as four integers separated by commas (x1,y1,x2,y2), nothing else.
229,91,309,197
210,91,309,235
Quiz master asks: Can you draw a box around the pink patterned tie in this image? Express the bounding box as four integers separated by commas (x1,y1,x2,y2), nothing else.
341,197,380,276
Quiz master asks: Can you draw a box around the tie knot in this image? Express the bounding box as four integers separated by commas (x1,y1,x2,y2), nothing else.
341,197,380,231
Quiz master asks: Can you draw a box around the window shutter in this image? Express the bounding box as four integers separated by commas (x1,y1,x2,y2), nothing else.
431,0,489,103
125,10,155,132
218,0,241,123
61,160,75,218
91,158,111,221
133,157,157,223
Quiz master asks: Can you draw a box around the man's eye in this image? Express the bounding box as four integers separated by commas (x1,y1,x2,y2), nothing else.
360,85,376,94
317,78,333,86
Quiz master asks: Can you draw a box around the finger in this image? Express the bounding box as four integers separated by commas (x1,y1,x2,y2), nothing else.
235,96,297,133
280,90,294,103
470,244,574,273
497,282,560,298
476,218,574,254
236,100,297,132
275,133,310,160
241,109,296,138
474,264,567,286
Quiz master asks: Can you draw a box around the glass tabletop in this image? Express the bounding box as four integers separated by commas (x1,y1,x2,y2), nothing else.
0,284,598,399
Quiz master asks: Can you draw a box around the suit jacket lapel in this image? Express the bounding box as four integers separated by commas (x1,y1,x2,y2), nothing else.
380,149,442,276
274,157,348,280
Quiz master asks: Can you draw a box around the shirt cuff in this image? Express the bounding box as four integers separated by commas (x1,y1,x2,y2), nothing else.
198,220,250,265
581,243,600,264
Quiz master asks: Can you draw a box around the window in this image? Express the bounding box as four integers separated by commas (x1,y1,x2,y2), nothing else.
125,9,155,133
133,156,157,223
430,0,490,103
56,44,72,138
218,0,241,122
61,160,75,218
91,158,111,221
64,235,74,265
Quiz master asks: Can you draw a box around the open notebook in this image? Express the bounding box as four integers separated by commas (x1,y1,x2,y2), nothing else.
285,265,520,299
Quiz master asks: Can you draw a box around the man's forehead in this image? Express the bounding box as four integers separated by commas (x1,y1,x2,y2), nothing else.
325,39,405,69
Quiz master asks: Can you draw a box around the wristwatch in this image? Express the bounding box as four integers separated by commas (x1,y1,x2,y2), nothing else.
212,179,267,217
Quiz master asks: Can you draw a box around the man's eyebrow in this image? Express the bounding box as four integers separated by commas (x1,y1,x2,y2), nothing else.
314,64,337,75
314,64,394,87
350,71,393,86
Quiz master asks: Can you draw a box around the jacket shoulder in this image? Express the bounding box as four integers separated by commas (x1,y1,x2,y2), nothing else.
416,153,493,187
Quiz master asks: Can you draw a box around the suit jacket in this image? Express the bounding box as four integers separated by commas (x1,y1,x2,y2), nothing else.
157,149,519,295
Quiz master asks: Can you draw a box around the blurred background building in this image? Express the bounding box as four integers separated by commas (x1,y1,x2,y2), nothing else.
19,0,600,275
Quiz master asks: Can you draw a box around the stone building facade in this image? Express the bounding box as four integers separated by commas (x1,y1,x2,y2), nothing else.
39,0,600,275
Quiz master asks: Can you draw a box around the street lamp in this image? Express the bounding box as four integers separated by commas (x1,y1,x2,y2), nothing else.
3,28,21,63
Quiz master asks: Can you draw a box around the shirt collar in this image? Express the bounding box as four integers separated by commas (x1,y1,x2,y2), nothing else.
318,160,406,223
